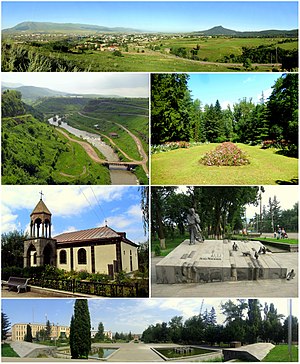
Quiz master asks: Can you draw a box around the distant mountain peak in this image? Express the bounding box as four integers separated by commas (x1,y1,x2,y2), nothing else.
2,21,142,34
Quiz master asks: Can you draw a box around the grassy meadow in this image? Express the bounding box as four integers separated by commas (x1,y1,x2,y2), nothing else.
155,37,298,62
151,144,298,185
3,35,296,71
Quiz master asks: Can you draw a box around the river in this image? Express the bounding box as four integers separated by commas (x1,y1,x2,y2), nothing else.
48,116,138,185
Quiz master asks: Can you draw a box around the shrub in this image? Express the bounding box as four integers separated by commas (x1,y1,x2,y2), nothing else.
200,142,250,166
154,245,161,256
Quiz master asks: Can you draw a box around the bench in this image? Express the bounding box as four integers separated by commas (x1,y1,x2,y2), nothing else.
6,277,30,293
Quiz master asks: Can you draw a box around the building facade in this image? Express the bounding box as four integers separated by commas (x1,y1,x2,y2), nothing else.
11,323,70,341
23,197,139,276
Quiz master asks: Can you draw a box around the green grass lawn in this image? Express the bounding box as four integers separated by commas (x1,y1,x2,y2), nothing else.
152,235,189,256
262,344,298,362
1,343,19,357
253,237,298,245
151,144,298,185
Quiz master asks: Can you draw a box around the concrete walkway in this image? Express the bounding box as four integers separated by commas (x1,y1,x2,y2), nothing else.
9,341,54,358
152,251,298,297
105,342,164,362
223,343,275,361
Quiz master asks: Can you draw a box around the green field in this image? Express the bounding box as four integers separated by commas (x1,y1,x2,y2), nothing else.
3,36,297,71
155,37,298,62
151,144,298,185
262,345,298,362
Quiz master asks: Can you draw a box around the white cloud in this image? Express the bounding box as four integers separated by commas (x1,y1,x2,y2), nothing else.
1,186,128,223
1,205,18,232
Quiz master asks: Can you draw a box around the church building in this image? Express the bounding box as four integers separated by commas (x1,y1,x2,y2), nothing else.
23,196,139,276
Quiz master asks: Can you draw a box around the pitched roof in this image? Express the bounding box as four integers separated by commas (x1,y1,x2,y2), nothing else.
54,226,131,244
30,199,52,216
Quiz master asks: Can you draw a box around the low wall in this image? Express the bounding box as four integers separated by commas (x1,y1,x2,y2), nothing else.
25,347,57,358
251,239,298,252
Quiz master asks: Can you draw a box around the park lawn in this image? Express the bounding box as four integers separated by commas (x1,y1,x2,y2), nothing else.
253,237,298,245
152,235,189,256
151,144,298,185
1,343,19,357
262,344,298,362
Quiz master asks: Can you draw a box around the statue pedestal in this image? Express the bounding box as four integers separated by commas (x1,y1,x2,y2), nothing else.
155,239,287,284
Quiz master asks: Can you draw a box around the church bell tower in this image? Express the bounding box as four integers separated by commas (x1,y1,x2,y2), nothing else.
23,192,57,268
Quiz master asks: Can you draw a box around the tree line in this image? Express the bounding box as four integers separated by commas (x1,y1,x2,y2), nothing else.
151,73,298,156
249,197,298,233
152,187,259,247
141,299,298,346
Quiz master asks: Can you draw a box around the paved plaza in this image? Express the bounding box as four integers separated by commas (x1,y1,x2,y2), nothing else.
2,342,223,362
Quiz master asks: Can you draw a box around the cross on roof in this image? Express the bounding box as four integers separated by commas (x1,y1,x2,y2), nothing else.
39,190,44,200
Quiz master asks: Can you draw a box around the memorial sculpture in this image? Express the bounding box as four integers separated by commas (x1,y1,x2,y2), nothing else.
187,208,204,244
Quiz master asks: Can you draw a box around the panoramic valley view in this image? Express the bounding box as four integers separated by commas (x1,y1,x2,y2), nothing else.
1,1,298,72
1,74,149,184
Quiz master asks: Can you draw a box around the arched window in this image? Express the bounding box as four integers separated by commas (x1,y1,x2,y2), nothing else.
59,250,67,264
78,248,87,264
33,252,37,265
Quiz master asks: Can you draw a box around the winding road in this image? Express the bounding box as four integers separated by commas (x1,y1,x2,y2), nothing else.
77,112,149,175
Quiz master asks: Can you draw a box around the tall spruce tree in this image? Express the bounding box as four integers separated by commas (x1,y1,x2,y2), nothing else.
70,300,91,359
1,311,11,340
151,73,192,144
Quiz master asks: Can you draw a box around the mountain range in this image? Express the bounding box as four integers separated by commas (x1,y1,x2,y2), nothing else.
2,84,69,103
1,83,121,103
193,25,298,37
2,21,142,34
2,22,298,37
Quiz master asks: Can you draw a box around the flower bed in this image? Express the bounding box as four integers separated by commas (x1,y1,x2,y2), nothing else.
200,142,250,166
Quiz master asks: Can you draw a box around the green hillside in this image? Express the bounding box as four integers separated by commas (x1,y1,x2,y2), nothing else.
1,91,110,184
34,97,91,115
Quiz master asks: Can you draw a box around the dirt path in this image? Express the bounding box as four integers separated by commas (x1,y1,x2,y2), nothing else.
56,129,106,163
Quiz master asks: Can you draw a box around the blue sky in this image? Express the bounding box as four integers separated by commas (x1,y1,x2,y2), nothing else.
2,1,298,32
187,73,283,109
1,186,147,244
2,298,297,333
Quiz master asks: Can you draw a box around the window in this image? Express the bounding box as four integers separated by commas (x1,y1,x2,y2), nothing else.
33,252,37,265
78,248,87,264
59,250,67,264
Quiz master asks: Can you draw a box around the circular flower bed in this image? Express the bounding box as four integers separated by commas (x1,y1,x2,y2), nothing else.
200,142,250,166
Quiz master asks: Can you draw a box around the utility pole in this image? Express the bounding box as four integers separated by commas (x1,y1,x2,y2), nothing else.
288,299,292,361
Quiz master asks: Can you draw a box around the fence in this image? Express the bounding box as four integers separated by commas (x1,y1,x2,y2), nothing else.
28,277,147,297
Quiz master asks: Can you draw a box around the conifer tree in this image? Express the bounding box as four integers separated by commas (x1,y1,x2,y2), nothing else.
69,300,91,359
